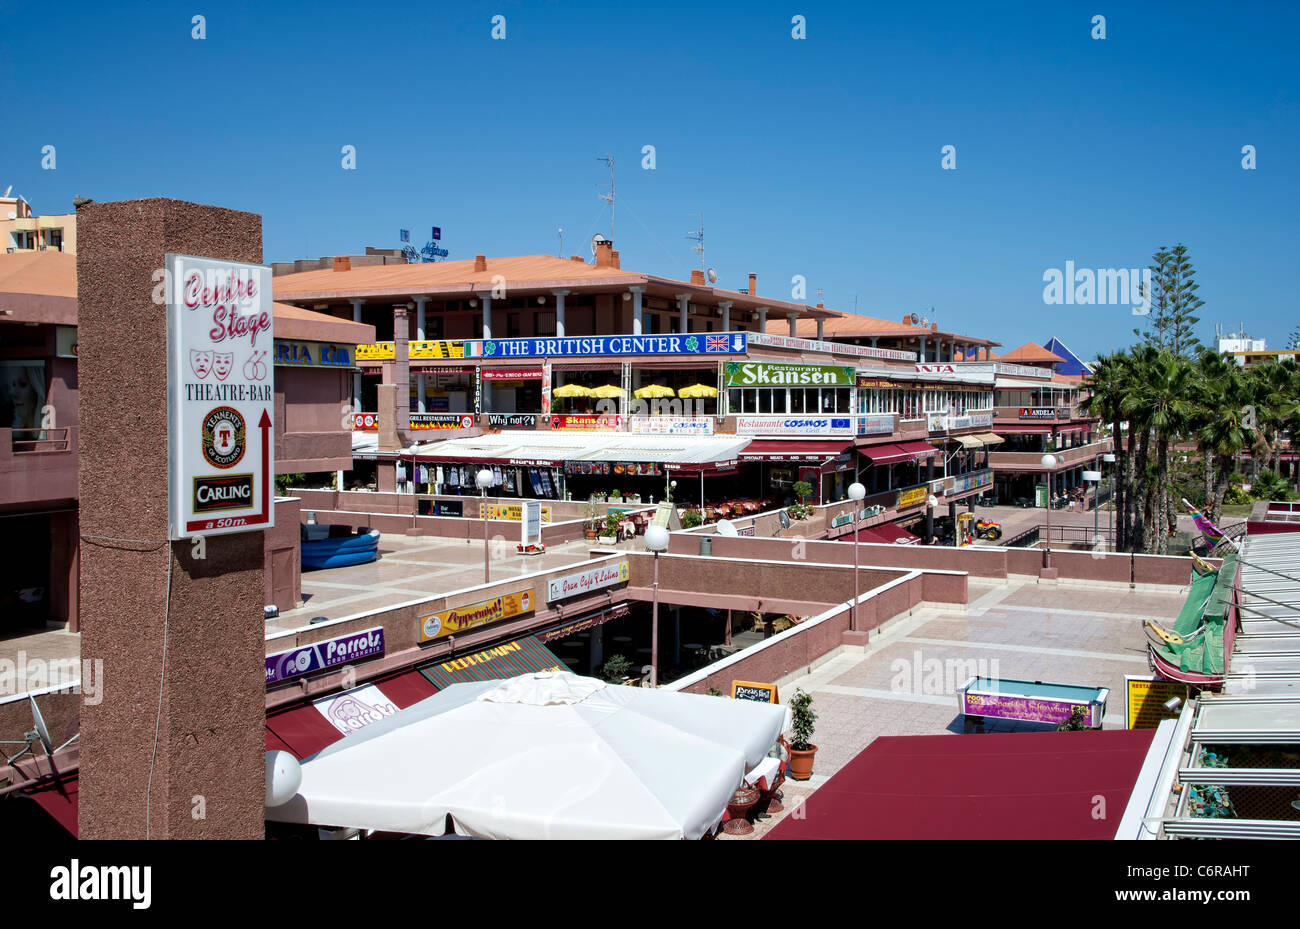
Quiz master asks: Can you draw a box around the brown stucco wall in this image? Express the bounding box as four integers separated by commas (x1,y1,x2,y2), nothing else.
77,198,265,839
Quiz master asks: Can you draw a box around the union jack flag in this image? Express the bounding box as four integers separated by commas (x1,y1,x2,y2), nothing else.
705,335,729,352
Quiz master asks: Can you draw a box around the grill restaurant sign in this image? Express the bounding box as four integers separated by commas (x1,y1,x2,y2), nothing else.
166,254,275,539
724,361,854,387
470,334,747,358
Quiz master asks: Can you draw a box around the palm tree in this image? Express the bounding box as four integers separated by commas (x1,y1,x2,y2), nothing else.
1083,351,1131,549
1137,351,1194,553
1192,350,1262,523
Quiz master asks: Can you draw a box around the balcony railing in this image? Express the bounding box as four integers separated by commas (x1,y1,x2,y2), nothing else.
9,427,71,454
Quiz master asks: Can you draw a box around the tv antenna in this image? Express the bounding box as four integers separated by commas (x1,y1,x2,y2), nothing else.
557,227,563,257
686,213,704,270
596,154,615,240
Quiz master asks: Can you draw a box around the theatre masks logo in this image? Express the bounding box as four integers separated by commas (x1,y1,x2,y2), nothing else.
190,349,234,381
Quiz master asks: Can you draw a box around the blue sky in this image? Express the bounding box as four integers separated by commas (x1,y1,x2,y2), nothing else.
3,0,1296,359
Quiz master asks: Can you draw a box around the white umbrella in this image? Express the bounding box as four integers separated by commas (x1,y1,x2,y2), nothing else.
268,672,786,840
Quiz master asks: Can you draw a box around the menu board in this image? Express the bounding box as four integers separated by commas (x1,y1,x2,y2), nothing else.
731,681,779,704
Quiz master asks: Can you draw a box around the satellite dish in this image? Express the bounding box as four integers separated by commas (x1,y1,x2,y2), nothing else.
706,268,718,284
590,233,607,255
921,317,929,328
910,313,919,325
778,510,792,531
2,186,11,198
29,695,53,756
716,519,739,537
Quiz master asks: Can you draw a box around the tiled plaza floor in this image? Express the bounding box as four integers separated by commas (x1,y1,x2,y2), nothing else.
721,575,1193,838
269,534,605,634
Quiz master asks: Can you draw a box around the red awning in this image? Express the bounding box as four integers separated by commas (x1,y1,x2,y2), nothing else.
765,729,1155,840
266,667,440,760
858,441,937,464
22,773,79,837
847,522,920,544
738,440,850,462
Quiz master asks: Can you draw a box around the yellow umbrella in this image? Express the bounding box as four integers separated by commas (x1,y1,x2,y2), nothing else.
633,384,676,399
589,384,625,399
678,383,718,398
552,383,591,398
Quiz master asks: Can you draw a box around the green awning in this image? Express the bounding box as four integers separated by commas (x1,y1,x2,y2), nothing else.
419,635,570,690
1153,552,1239,677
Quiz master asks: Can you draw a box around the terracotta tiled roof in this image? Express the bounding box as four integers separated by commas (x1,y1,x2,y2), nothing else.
274,254,642,299
766,311,996,346
998,342,1065,364
272,302,374,343
0,251,77,298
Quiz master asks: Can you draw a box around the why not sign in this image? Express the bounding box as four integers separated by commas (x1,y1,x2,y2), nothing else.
166,254,275,539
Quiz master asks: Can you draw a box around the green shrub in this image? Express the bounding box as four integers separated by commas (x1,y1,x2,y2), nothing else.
682,509,703,529
788,688,817,751
600,654,633,682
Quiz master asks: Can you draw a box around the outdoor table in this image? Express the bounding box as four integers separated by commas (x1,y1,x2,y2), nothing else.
612,636,632,643
721,785,761,835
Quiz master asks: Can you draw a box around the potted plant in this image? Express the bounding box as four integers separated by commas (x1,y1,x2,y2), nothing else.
583,497,600,541
609,488,622,503
682,509,703,529
600,654,633,683
785,688,818,780
599,512,620,544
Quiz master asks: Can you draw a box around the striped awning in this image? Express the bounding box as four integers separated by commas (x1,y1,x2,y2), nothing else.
974,432,1004,446
952,435,983,449
419,635,569,689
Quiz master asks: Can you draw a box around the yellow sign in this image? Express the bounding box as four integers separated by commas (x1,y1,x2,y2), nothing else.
357,340,467,361
898,487,928,509
411,340,467,359
419,589,536,643
1125,675,1186,729
731,681,779,704
356,342,394,361
484,504,552,523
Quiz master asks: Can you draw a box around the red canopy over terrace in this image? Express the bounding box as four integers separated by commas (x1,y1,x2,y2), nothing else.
845,522,920,544
765,729,1155,840
856,441,937,464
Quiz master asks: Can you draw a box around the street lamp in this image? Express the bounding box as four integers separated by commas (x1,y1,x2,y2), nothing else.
848,482,865,633
1083,469,1102,548
1041,454,1058,567
1103,453,1117,549
926,493,939,545
644,524,670,687
476,468,494,584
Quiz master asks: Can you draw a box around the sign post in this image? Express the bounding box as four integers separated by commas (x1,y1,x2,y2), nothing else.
166,254,275,538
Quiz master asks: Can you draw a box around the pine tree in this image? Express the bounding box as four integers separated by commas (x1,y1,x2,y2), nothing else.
1134,244,1204,356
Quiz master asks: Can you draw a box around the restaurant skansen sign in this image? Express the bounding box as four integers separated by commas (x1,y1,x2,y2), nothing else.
166,255,275,539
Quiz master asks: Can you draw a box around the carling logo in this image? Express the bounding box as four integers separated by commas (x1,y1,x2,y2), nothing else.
1042,261,1152,315
50,860,151,909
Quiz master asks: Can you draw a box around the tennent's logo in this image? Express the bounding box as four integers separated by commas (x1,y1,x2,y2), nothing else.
50,860,151,909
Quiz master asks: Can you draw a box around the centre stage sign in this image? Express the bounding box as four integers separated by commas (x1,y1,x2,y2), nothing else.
470,333,747,358
166,254,275,540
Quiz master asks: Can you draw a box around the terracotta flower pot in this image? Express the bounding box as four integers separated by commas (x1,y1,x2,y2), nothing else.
787,744,818,781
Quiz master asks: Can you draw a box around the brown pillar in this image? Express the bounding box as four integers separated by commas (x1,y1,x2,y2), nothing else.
77,198,266,839
392,303,410,441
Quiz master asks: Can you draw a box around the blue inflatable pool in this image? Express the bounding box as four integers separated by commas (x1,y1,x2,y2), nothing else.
301,525,381,570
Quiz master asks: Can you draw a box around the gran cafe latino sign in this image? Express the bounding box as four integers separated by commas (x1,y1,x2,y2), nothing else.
548,561,631,603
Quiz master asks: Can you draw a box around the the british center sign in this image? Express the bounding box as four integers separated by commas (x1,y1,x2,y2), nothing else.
166,254,275,539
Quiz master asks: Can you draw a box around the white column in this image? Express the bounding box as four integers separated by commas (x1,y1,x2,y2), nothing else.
816,318,825,341
415,296,428,413
349,298,364,411
630,286,645,335
919,336,927,362
552,289,569,338
717,300,731,332
480,293,492,341
676,293,690,333
787,313,798,336
756,306,768,332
